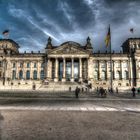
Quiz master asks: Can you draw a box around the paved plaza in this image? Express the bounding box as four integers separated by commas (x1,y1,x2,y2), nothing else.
0,90,140,140
0,110,140,140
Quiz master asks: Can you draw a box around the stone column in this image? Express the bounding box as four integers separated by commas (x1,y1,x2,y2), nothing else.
128,57,133,86
44,57,47,79
79,58,82,82
120,60,122,80
47,58,51,80
30,61,33,80
62,57,66,82
23,62,26,80
54,58,58,82
16,61,18,80
112,61,115,80
71,58,74,82
98,60,100,80
135,59,139,86
105,60,107,80
37,61,40,80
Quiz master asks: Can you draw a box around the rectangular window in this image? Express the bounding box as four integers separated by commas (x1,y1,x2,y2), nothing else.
101,63,106,68
93,63,98,69
34,63,37,68
116,62,120,68
94,71,98,80
101,71,106,80
108,61,111,68
123,62,128,68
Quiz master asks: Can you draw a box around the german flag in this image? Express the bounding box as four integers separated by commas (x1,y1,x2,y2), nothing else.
105,26,111,47
2,30,9,36
130,28,134,33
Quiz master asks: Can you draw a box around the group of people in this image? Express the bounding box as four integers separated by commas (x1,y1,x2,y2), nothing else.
97,87,107,97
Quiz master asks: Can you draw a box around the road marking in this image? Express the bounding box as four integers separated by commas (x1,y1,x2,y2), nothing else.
0,106,139,112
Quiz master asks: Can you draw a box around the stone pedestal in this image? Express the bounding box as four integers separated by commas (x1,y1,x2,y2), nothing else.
71,78,74,82
54,78,58,82
62,78,66,82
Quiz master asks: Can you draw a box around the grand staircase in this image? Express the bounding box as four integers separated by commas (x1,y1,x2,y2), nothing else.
39,81,87,91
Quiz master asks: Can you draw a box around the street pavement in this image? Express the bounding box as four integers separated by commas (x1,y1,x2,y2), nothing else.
0,91,140,140
0,110,140,140
0,91,140,112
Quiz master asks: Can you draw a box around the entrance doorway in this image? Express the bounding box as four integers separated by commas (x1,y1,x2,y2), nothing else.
66,62,71,81
59,61,63,81
74,62,79,81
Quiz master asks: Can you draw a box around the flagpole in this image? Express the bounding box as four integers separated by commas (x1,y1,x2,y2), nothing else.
109,25,113,93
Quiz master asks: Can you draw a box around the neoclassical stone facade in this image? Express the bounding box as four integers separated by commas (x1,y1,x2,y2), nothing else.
0,37,140,89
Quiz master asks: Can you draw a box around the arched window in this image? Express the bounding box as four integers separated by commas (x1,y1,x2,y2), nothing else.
33,70,37,80
124,70,129,80
19,70,23,79
41,63,44,68
40,70,44,80
26,70,30,80
12,70,16,80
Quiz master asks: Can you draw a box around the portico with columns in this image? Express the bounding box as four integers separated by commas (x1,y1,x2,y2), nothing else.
47,56,89,82
46,41,90,82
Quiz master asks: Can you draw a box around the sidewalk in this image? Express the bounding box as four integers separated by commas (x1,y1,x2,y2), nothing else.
0,90,140,99
0,99,140,112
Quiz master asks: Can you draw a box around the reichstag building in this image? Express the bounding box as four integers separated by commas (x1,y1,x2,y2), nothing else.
0,37,140,89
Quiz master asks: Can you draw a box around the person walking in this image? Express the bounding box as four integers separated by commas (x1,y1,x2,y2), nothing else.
75,87,79,98
131,87,136,97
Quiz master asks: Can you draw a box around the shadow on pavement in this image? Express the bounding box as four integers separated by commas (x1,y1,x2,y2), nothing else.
0,112,4,140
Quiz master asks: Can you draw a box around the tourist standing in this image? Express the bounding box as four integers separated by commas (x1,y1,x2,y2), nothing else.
131,87,136,97
32,82,36,90
75,87,79,98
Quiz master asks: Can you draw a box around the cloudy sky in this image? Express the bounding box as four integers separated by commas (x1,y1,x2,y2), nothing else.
0,0,140,52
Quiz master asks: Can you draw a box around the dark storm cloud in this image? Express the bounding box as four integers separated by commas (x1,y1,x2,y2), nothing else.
0,0,140,52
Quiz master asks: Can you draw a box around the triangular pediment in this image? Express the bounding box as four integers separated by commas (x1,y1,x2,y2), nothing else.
49,42,90,55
